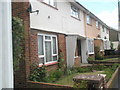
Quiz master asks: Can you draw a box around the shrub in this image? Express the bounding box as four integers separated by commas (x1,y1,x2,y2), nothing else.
29,65,47,82
12,17,25,72
87,57,95,61
95,54,104,60
94,47,104,60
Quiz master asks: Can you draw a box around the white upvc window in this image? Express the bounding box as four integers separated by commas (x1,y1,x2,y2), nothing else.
38,34,58,65
96,21,100,29
86,15,92,24
88,39,94,54
71,5,79,18
43,0,56,7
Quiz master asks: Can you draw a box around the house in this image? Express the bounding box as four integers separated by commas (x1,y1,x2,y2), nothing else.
30,0,88,68
109,27,120,50
77,2,111,59
0,0,13,89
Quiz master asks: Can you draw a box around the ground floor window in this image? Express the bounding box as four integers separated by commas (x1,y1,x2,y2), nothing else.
104,40,110,50
38,34,58,65
88,38,94,54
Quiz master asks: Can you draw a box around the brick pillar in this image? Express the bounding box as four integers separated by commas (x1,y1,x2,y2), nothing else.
57,34,67,68
12,2,30,88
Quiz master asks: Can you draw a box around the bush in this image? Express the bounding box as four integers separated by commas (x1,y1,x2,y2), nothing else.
12,17,25,72
29,65,47,82
94,46,104,60
95,54,104,60
87,57,95,61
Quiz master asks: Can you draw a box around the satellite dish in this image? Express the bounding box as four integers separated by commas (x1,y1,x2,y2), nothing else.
27,4,39,15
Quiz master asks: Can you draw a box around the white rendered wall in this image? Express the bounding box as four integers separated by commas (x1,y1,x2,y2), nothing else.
0,1,13,89
30,0,85,37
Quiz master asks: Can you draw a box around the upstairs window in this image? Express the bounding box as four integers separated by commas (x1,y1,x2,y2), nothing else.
96,21,100,29
43,0,56,7
71,5,79,18
102,26,105,32
86,15,92,25
106,29,109,34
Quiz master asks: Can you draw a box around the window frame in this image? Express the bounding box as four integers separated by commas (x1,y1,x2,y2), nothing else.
87,38,94,54
42,0,57,8
86,15,92,25
38,33,58,65
71,5,80,19
96,21,100,29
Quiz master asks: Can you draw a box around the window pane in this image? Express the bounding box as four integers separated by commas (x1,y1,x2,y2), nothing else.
39,57,44,64
45,36,51,40
45,42,52,62
38,35,44,55
52,37,57,54
53,56,57,61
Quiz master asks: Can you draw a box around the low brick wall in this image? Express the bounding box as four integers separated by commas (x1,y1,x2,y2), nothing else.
88,60,120,64
26,81,72,88
106,66,120,88
104,55,120,58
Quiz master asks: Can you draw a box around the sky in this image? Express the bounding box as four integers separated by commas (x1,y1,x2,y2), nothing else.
76,0,118,29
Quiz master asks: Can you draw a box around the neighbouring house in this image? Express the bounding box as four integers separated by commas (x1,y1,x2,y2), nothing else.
77,2,110,59
109,27,120,50
0,0,13,89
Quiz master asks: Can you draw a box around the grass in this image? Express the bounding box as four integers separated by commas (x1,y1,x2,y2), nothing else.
54,71,104,86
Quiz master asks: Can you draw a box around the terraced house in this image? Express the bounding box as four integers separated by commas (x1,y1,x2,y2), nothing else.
30,0,88,68
28,0,114,70
82,6,111,58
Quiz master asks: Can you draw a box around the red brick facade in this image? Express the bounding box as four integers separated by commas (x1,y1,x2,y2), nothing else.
30,29,67,71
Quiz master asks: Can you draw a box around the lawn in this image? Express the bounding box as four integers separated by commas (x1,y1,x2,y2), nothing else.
54,71,104,86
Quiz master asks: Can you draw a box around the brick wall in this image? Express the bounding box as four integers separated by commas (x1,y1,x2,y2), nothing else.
30,29,67,71
12,2,30,88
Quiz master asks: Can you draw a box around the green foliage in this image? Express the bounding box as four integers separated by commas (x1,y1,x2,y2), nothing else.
73,80,88,88
87,56,95,61
94,47,104,60
29,65,47,82
12,17,25,71
75,67,92,73
47,69,63,82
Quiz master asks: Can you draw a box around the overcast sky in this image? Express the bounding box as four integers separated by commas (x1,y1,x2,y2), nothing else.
76,0,118,29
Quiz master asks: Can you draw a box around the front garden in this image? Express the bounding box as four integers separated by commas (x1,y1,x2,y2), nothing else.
29,63,120,88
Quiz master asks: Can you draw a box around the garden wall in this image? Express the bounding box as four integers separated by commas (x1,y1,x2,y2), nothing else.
107,66,120,88
26,81,72,88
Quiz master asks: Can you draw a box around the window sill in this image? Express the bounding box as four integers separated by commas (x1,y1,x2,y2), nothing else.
88,52,94,55
87,23,92,26
74,56,79,59
71,16,81,21
42,2,58,10
39,61,58,67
